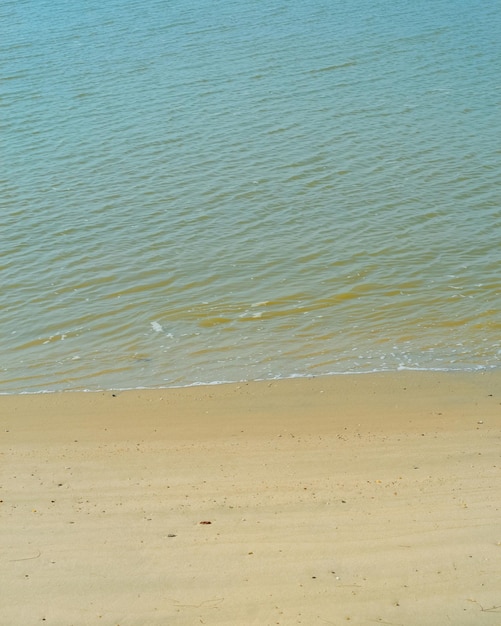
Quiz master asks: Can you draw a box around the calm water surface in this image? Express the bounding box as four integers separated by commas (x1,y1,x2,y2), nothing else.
2,0,500,392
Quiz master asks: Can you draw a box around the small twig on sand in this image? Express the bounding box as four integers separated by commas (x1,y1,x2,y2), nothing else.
468,599,501,613
8,550,41,562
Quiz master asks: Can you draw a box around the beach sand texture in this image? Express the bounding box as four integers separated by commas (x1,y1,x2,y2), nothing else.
1,371,500,625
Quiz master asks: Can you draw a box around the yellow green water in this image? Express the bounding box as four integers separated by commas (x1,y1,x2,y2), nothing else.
2,0,500,392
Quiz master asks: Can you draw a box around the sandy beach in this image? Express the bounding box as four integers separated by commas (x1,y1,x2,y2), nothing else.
1,371,500,625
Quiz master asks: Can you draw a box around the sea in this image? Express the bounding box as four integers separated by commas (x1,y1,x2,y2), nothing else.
2,0,500,393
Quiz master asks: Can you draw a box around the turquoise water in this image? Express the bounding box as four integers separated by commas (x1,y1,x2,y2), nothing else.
2,0,500,393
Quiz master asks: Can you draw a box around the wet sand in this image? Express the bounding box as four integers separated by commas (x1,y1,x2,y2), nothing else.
1,371,500,625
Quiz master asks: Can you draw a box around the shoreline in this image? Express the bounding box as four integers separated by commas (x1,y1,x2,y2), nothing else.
2,365,499,397
2,370,500,625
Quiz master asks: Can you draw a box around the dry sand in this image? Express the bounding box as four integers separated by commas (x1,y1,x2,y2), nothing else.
1,371,500,625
